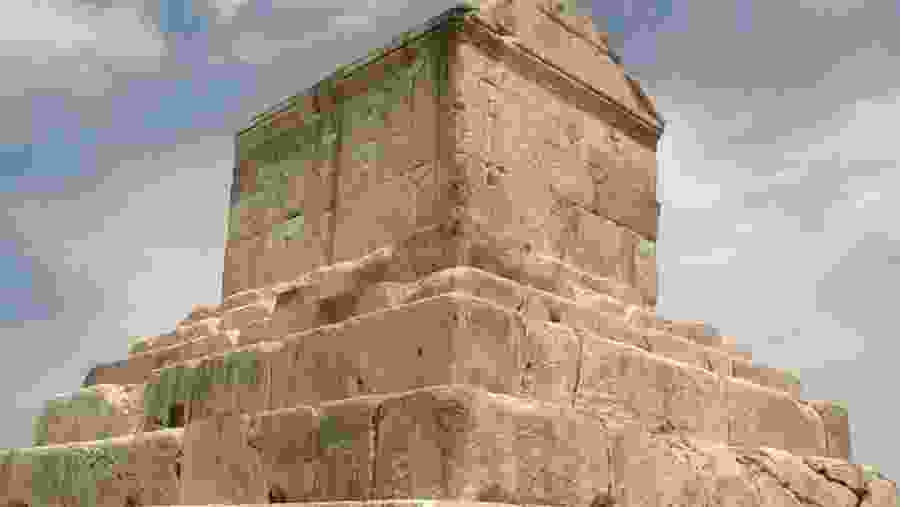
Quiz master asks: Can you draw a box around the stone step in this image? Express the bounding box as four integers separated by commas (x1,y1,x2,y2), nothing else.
103,266,789,401
5,386,886,507
137,221,649,357
131,293,838,458
6,386,885,507
0,429,183,507
32,384,145,447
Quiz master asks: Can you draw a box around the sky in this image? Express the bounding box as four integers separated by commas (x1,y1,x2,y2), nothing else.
1,0,898,480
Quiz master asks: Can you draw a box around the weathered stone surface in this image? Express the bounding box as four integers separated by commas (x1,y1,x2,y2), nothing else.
641,327,733,379
249,397,382,503
733,359,802,399
575,331,729,442
0,429,182,507
39,384,144,445
726,379,827,457
181,412,264,505
805,456,866,492
265,293,577,413
740,447,859,507
808,400,853,461
374,385,616,506
862,477,899,507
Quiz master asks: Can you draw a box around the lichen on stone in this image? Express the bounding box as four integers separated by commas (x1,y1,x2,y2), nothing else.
639,238,656,257
32,388,116,447
143,350,260,428
318,414,354,450
830,400,849,418
1,438,129,507
127,336,147,355
229,9,474,245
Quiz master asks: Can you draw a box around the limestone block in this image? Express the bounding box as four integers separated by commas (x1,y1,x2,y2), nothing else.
575,332,729,442
37,384,144,446
0,430,182,507
373,385,616,506
862,478,898,507
248,397,381,503
733,359,803,398
180,412,265,505
726,379,827,457
642,328,733,379
808,400,853,461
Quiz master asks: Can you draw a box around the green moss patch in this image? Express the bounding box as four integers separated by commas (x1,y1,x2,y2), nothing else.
143,350,259,428
318,414,354,450
555,0,578,15
127,336,147,355
33,388,116,447
784,369,801,386
638,239,656,258
830,400,849,418
271,213,304,242
230,9,474,244
862,464,886,482
1,439,129,507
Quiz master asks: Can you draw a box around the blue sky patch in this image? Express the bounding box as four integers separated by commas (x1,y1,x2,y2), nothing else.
160,0,208,35
0,242,48,322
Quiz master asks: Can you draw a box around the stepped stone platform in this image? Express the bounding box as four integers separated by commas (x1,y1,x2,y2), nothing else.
3,1,894,507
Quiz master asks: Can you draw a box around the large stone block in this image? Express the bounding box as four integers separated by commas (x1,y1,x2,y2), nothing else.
0,430,182,507
223,6,661,297
267,293,578,413
726,379,827,457
574,332,729,442
36,384,144,446
373,385,617,506
808,400,852,461
248,397,382,503
180,412,265,505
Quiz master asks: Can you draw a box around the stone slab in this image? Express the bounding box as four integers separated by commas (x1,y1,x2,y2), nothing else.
0,429,182,507
38,384,144,445
807,400,852,461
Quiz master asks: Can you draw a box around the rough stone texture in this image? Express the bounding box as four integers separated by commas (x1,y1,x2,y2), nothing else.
808,399,853,461
725,378,827,458
222,4,660,302
0,429,182,507
41,384,144,445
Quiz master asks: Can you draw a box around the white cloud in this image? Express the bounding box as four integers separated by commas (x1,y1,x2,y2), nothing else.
657,115,723,210
677,247,738,266
796,0,867,16
0,0,166,96
210,0,249,21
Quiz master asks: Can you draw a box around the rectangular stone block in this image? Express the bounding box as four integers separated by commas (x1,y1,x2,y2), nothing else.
248,397,381,503
642,328,733,379
0,430,182,507
808,400,852,461
472,0,660,128
38,384,144,445
725,378,827,457
184,344,277,423
90,352,164,386
181,412,265,505
223,233,265,297
268,293,578,412
223,8,661,294
257,209,332,291
732,359,802,398
575,332,729,442
374,385,617,505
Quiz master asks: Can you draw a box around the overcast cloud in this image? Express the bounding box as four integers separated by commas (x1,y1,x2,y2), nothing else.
1,0,897,481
